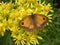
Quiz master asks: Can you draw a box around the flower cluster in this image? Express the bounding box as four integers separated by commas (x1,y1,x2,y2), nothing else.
0,0,53,45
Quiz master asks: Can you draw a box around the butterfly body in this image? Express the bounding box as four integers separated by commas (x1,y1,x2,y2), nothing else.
19,14,48,31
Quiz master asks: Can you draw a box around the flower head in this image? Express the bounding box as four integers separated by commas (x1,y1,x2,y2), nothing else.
0,0,53,45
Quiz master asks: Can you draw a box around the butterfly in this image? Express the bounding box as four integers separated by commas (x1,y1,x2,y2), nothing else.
19,14,48,31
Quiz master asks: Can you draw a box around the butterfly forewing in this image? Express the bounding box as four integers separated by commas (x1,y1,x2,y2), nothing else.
19,16,35,31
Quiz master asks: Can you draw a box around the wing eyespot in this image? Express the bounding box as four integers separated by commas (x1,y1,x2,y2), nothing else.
43,18,45,20
21,22,24,25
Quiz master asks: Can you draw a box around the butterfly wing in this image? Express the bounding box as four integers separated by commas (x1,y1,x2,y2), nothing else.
19,16,35,31
34,14,48,29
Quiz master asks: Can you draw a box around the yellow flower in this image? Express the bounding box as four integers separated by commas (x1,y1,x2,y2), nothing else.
3,21,8,27
9,25,17,31
11,33,17,38
9,9,19,19
14,10,19,17
0,0,53,45
3,10,9,17
31,34,37,38
0,2,6,11
4,11,8,16
17,35,22,41
10,12,15,19
26,36,31,41
0,27,2,32
0,26,5,36
0,16,3,20
22,10,28,16
6,2,13,10
31,34,43,40
19,0,27,3
12,29,18,33
1,2,6,10
28,0,35,2
44,3,52,12
37,36,43,40
35,4,43,11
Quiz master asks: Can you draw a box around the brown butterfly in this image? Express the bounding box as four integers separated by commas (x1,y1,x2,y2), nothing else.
19,14,48,31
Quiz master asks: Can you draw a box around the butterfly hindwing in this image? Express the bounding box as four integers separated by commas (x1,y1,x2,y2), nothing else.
19,16,35,31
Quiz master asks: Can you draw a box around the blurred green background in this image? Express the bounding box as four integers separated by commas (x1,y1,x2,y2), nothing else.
0,0,60,45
